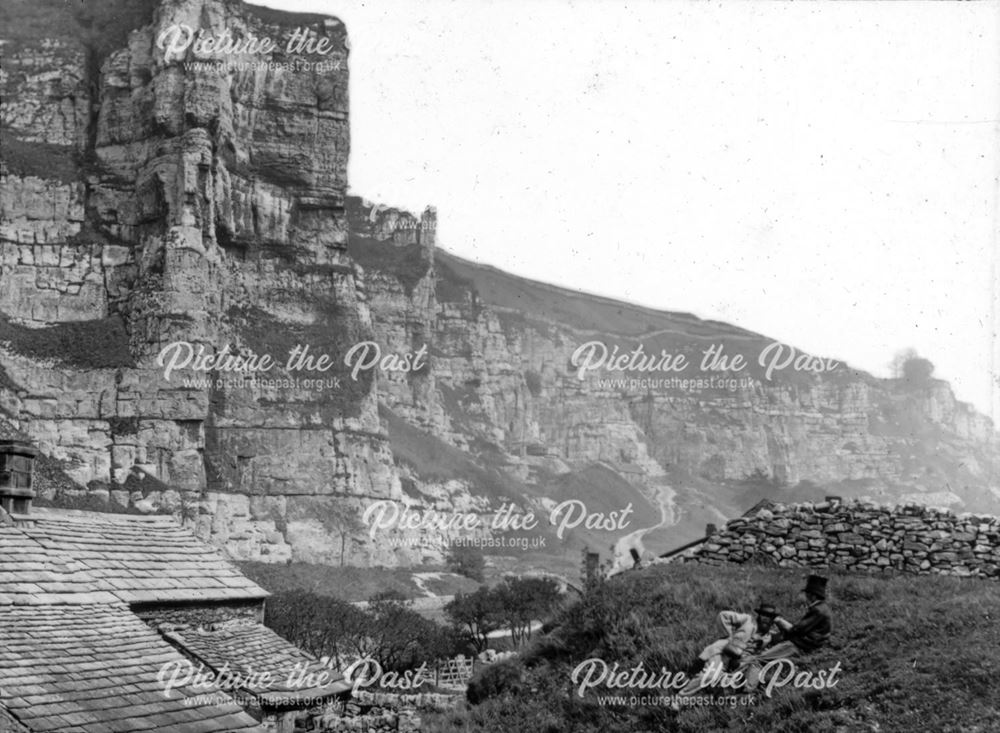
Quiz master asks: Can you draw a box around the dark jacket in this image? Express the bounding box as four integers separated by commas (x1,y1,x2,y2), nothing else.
785,601,831,652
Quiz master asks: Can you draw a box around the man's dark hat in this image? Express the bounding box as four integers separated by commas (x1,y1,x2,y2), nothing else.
754,603,777,618
803,574,828,599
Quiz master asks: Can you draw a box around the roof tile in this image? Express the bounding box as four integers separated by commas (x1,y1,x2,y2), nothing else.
0,604,265,732
164,621,350,704
0,509,267,605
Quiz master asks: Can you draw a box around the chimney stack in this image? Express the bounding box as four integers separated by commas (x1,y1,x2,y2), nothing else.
0,440,38,515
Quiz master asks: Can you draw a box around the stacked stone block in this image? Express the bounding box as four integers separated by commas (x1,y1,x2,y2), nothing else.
691,500,1000,579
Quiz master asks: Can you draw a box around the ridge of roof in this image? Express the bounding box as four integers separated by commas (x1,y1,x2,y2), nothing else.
24,506,180,523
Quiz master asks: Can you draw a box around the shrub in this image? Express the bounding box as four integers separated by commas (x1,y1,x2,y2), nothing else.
445,586,502,653
264,589,460,671
446,544,485,582
363,591,463,671
466,659,524,704
524,369,543,397
264,589,369,667
492,576,562,648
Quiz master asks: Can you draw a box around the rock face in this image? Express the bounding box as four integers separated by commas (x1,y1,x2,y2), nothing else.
1,0,406,565
688,500,1000,579
2,0,999,568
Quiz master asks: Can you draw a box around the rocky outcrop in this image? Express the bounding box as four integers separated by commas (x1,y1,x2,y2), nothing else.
689,499,1000,579
1,0,412,565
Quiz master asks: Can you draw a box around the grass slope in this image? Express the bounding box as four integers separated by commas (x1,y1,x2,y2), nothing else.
424,562,1000,733
540,463,659,555
380,404,528,507
434,250,750,341
239,561,481,602
348,233,432,295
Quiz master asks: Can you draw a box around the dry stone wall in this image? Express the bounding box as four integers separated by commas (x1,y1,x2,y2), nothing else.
312,691,457,733
691,500,1000,579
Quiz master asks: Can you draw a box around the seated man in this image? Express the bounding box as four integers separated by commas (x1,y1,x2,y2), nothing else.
745,574,831,693
677,602,779,696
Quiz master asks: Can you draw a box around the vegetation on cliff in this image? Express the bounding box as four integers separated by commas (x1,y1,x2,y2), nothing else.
0,313,134,370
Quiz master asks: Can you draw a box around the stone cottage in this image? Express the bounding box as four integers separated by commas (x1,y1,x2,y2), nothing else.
0,440,349,733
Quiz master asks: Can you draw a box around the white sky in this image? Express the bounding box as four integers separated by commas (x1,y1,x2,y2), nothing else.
259,0,1000,420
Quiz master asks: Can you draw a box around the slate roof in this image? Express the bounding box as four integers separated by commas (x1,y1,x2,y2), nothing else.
0,508,268,606
1,702,31,732
0,604,264,732
164,622,351,706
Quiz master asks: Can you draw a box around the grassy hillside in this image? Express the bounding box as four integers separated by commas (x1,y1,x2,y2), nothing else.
239,561,481,602
435,250,752,341
539,463,660,554
423,562,1000,733
380,404,532,510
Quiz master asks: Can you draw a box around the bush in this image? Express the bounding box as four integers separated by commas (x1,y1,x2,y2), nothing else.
264,589,461,671
446,544,485,582
264,590,369,667
890,349,935,386
446,578,564,652
902,356,934,385
492,576,562,648
445,586,502,653
524,370,543,397
466,659,524,704
364,591,462,671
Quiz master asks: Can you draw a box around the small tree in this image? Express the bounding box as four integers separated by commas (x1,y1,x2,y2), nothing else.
266,589,459,673
890,348,935,386
363,591,459,671
902,356,935,384
446,543,486,582
323,503,364,567
264,589,368,668
445,586,502,653
492,577,562,648
524,369,543,397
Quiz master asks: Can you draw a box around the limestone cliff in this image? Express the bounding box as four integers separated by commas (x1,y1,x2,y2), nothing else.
1,0,403,565
2,0,997,570
360,225,1000,553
